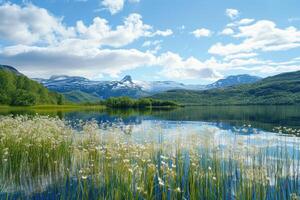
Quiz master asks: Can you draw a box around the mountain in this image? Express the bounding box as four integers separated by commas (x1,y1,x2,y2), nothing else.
135,80,205,93
152,71,300,105
206,74,262,89
35,75,206,100
35,74,261,102
62,90,100,103
0,65,63,106
35,75,148,100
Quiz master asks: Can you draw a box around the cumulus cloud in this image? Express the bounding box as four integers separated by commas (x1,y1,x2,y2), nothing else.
220,28,234,35
101,0,124,15
224,53,258,61
0,3,75,45
226,8,239,20
150,29,173,37
0,3,180,79
1,3,299,81
209,20,300,56
76,13,153,48
157,52,222,80
0,45,156,78
0,3,172,49
142,40,161,47
227,18,254,27
191,28,212,38
101,0,140,15
0,44,223,80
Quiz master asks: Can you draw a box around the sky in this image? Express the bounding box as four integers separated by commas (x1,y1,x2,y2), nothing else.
0,0,300,84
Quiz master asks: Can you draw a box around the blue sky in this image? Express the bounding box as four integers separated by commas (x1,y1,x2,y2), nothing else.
0,0,300,84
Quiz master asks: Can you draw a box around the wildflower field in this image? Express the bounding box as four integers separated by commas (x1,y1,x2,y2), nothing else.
0,115,299,199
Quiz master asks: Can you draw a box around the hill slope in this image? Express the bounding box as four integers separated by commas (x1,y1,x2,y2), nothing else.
62,90,100,103
0,65,64,106
206,74,262,89
152,71,300,105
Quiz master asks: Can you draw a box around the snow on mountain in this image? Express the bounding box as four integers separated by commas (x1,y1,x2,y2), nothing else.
206,74,262,89
34,75,147,99
134,80,205,93
34,74,262,100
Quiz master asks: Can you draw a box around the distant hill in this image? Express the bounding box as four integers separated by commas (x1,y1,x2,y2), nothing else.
62,90,100,103
206,74,262,89
0,65,64,106
0,65,23,75
34,74,261,102
152,71,300,105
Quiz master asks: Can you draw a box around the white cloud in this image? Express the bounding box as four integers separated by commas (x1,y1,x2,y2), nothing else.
76,13,153,48
0,44,223,80
226,8,239,20
2,41,300,80
0,45,156,78
227,18,254,27
0,3,75,45
75,14,172,48
209,20,300,56
142,40,162,54
150,29,173,37
142,40,161,47
101,0,140,15
224,53,257,61
0,3,181,79
1,3,299,81
101,0,124,15
191,28,212,38
220,28,234,35
157,52,222,80
0,3,172,49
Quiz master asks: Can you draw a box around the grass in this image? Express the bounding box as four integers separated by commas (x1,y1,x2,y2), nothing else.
0,115,299,199
0,104,105,112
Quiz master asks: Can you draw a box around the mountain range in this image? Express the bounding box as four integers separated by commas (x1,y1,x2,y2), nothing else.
34,74,261,102
153,71,300,105
1,64,300,105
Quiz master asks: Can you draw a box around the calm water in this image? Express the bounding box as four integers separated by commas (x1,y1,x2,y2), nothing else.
1,105,300,133
1,106,300,199
1,105,300,146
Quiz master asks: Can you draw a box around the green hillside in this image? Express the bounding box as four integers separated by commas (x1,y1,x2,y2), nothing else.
0,65,64,106
152,71,300,105
62,90,100,103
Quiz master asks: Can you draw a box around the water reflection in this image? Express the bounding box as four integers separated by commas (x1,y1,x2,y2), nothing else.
1,105,300,133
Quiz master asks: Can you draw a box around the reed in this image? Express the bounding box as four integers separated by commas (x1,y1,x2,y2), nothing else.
0,115,299,199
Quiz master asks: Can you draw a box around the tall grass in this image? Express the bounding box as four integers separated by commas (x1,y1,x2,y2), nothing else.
0,115,299,199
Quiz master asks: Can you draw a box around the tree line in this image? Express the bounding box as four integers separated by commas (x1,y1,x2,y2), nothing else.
102,97,179,108
0,70,64,106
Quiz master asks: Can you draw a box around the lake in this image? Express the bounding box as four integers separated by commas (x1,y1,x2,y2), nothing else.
0,105,300,199
1,105,300,133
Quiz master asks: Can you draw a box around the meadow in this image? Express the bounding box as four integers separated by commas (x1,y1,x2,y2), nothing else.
0,115,299,199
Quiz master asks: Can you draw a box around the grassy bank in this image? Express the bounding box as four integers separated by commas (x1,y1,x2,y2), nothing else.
0,116,299,199
0,104,105,112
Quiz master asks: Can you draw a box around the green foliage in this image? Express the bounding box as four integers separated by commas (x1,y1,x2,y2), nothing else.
104,97,179,108
153,70,300,105
0,68,64,106
11,90,36,106
62,90,99,103
0,116,299,199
